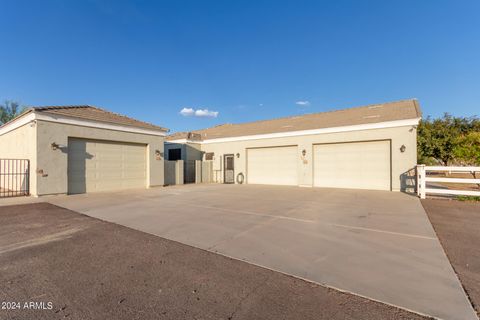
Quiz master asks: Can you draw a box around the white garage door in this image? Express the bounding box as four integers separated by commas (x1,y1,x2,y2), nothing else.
313,140,391,191
247,146,298,185
68,138,147,194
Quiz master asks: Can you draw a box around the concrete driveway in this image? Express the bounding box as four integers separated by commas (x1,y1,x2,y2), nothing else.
46,184,476,320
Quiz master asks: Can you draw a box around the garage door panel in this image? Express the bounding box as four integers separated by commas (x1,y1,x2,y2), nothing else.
314,141,391,191
68,139,146,194
247,146,298,186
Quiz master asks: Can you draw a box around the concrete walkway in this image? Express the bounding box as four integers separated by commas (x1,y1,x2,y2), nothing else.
27,184,477,320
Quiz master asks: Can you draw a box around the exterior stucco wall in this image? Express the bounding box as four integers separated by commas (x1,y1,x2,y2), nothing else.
36,120,165,196
185,143,203,161
0,122,38,195
164,160,184,185
165,142,203,183
198,125,417,192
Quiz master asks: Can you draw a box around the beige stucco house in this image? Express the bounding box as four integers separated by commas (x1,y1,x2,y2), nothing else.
0,106,167,196
165,99,421,192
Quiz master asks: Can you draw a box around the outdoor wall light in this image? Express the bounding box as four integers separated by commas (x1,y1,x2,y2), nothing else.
51,142,59,150
400,145,406,153
236,153,240,158
155,150,163,159
302,149,307,157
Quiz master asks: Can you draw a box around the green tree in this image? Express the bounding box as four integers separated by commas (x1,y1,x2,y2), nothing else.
454,131,480,166
0,100,26,125
453,131,480,184
417,113,480,165
418,114,458,165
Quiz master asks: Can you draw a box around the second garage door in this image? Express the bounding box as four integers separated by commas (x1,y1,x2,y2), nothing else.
247,146,298,185
68,138,147,194
313,140,391,191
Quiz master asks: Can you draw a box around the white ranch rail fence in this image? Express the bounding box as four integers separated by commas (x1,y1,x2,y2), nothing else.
416,165,480,199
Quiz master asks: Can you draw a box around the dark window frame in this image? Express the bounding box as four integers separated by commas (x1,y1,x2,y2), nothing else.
168,148,182,161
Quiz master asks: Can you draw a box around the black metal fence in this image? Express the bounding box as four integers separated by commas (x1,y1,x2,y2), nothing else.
0,159,30,198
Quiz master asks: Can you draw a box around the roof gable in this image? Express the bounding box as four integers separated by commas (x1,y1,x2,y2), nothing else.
31,105,168,132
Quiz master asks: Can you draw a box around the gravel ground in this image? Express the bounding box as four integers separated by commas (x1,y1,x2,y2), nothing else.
422,199,480,316
0,203,428,320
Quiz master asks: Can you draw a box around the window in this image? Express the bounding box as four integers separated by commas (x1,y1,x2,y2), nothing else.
168,148,182,161
225,156,234,170
205,152,214,160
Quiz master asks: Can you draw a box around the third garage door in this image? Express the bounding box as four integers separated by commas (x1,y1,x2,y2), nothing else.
313,140,391,191
247,146,298,185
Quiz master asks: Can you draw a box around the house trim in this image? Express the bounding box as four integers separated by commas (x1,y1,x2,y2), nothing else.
0,113,36,136
0,112,167,137
165,139,188,144
167,118,421,144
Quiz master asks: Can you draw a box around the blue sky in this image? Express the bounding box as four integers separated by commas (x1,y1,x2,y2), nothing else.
1,0,479,133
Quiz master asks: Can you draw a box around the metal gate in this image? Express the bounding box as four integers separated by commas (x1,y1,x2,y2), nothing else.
184,160,196,183
0,159,30,197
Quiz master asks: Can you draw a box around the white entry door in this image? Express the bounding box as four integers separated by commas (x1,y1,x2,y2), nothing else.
247,146,298,186
313,140,391,191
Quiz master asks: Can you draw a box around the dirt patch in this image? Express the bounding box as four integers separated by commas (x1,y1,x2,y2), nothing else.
0,203,428,320
0,203,95,253
0,226,86,255
422,199,480,315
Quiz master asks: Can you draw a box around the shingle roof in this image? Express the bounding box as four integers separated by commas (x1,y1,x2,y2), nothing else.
166,99,421,141
31,105,168,132
167,131,190,141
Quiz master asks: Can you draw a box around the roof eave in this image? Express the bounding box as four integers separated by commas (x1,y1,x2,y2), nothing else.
0,108,34,129
37,109,169,133
412,99,423,118
166,116,421,144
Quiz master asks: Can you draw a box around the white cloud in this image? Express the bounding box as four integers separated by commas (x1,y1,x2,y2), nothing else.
179,107,195,116
195,109,218,118
179,107,219,118
295,100,310,106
